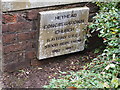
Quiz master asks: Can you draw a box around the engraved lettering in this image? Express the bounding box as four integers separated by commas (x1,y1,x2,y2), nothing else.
66,46,74,50
52,49,60,53
45,43,58,49
71,39,81,44
47,36,67,42
60,41,69,46
55,28,74,34
38,7,89,59
55,13,77,20
43,19,84,29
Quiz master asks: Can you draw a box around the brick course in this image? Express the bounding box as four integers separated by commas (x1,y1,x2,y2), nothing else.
3,33,17,44
2,2,99,72
2,14,17,24
3,51,25,64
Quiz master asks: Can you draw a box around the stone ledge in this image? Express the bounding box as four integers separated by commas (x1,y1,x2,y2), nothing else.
2,0,92,11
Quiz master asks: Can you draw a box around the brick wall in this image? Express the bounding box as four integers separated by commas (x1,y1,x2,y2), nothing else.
2,2,99,72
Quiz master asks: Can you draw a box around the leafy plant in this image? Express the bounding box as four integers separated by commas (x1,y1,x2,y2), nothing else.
43,2,120,88
89,2,120,58
94,48,101,53
44,70,119,88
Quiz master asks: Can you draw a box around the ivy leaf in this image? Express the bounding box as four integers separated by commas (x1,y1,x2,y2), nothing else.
111,78,119,88
104,82,110,88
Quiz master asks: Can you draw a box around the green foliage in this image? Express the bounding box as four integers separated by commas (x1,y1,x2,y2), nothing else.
44,60,120,88
44,2,120,88
89,2,120,58
44,70,115,88
86,1,120,77
83,54,120,75
93,48,101,53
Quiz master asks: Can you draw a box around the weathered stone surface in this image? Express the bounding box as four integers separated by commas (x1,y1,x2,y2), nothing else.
38,7,89,60
2,0,92,11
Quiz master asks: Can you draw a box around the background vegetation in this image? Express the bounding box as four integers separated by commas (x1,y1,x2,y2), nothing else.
44,2,120,88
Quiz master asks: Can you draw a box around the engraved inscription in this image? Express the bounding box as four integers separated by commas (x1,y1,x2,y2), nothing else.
38,7,89,60
55,13,77,20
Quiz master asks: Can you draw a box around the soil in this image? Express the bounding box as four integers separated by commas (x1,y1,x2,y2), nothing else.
2,49,100,88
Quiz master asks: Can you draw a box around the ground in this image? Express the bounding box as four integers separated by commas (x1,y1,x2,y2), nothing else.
2,49,100,88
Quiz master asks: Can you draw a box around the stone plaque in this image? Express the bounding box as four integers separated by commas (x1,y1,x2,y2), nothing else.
38,7,89,60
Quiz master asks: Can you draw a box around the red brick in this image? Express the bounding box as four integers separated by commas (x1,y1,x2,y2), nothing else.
17,31,36,41
3,42,26,54
3,14,17,24
3,33,17,44
22,22,32,31
17,51,25,61
17,12,27,22
4,59,30,72
8,22,24,33
26,50,36,60
2,24,8,33
8,22,32,33
3,41,36,54
30,31,37,40
3,51,25,63
4,52,18,64
32,20,38,30
26,10,39,20
25,41,37,51
17,32,30,41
